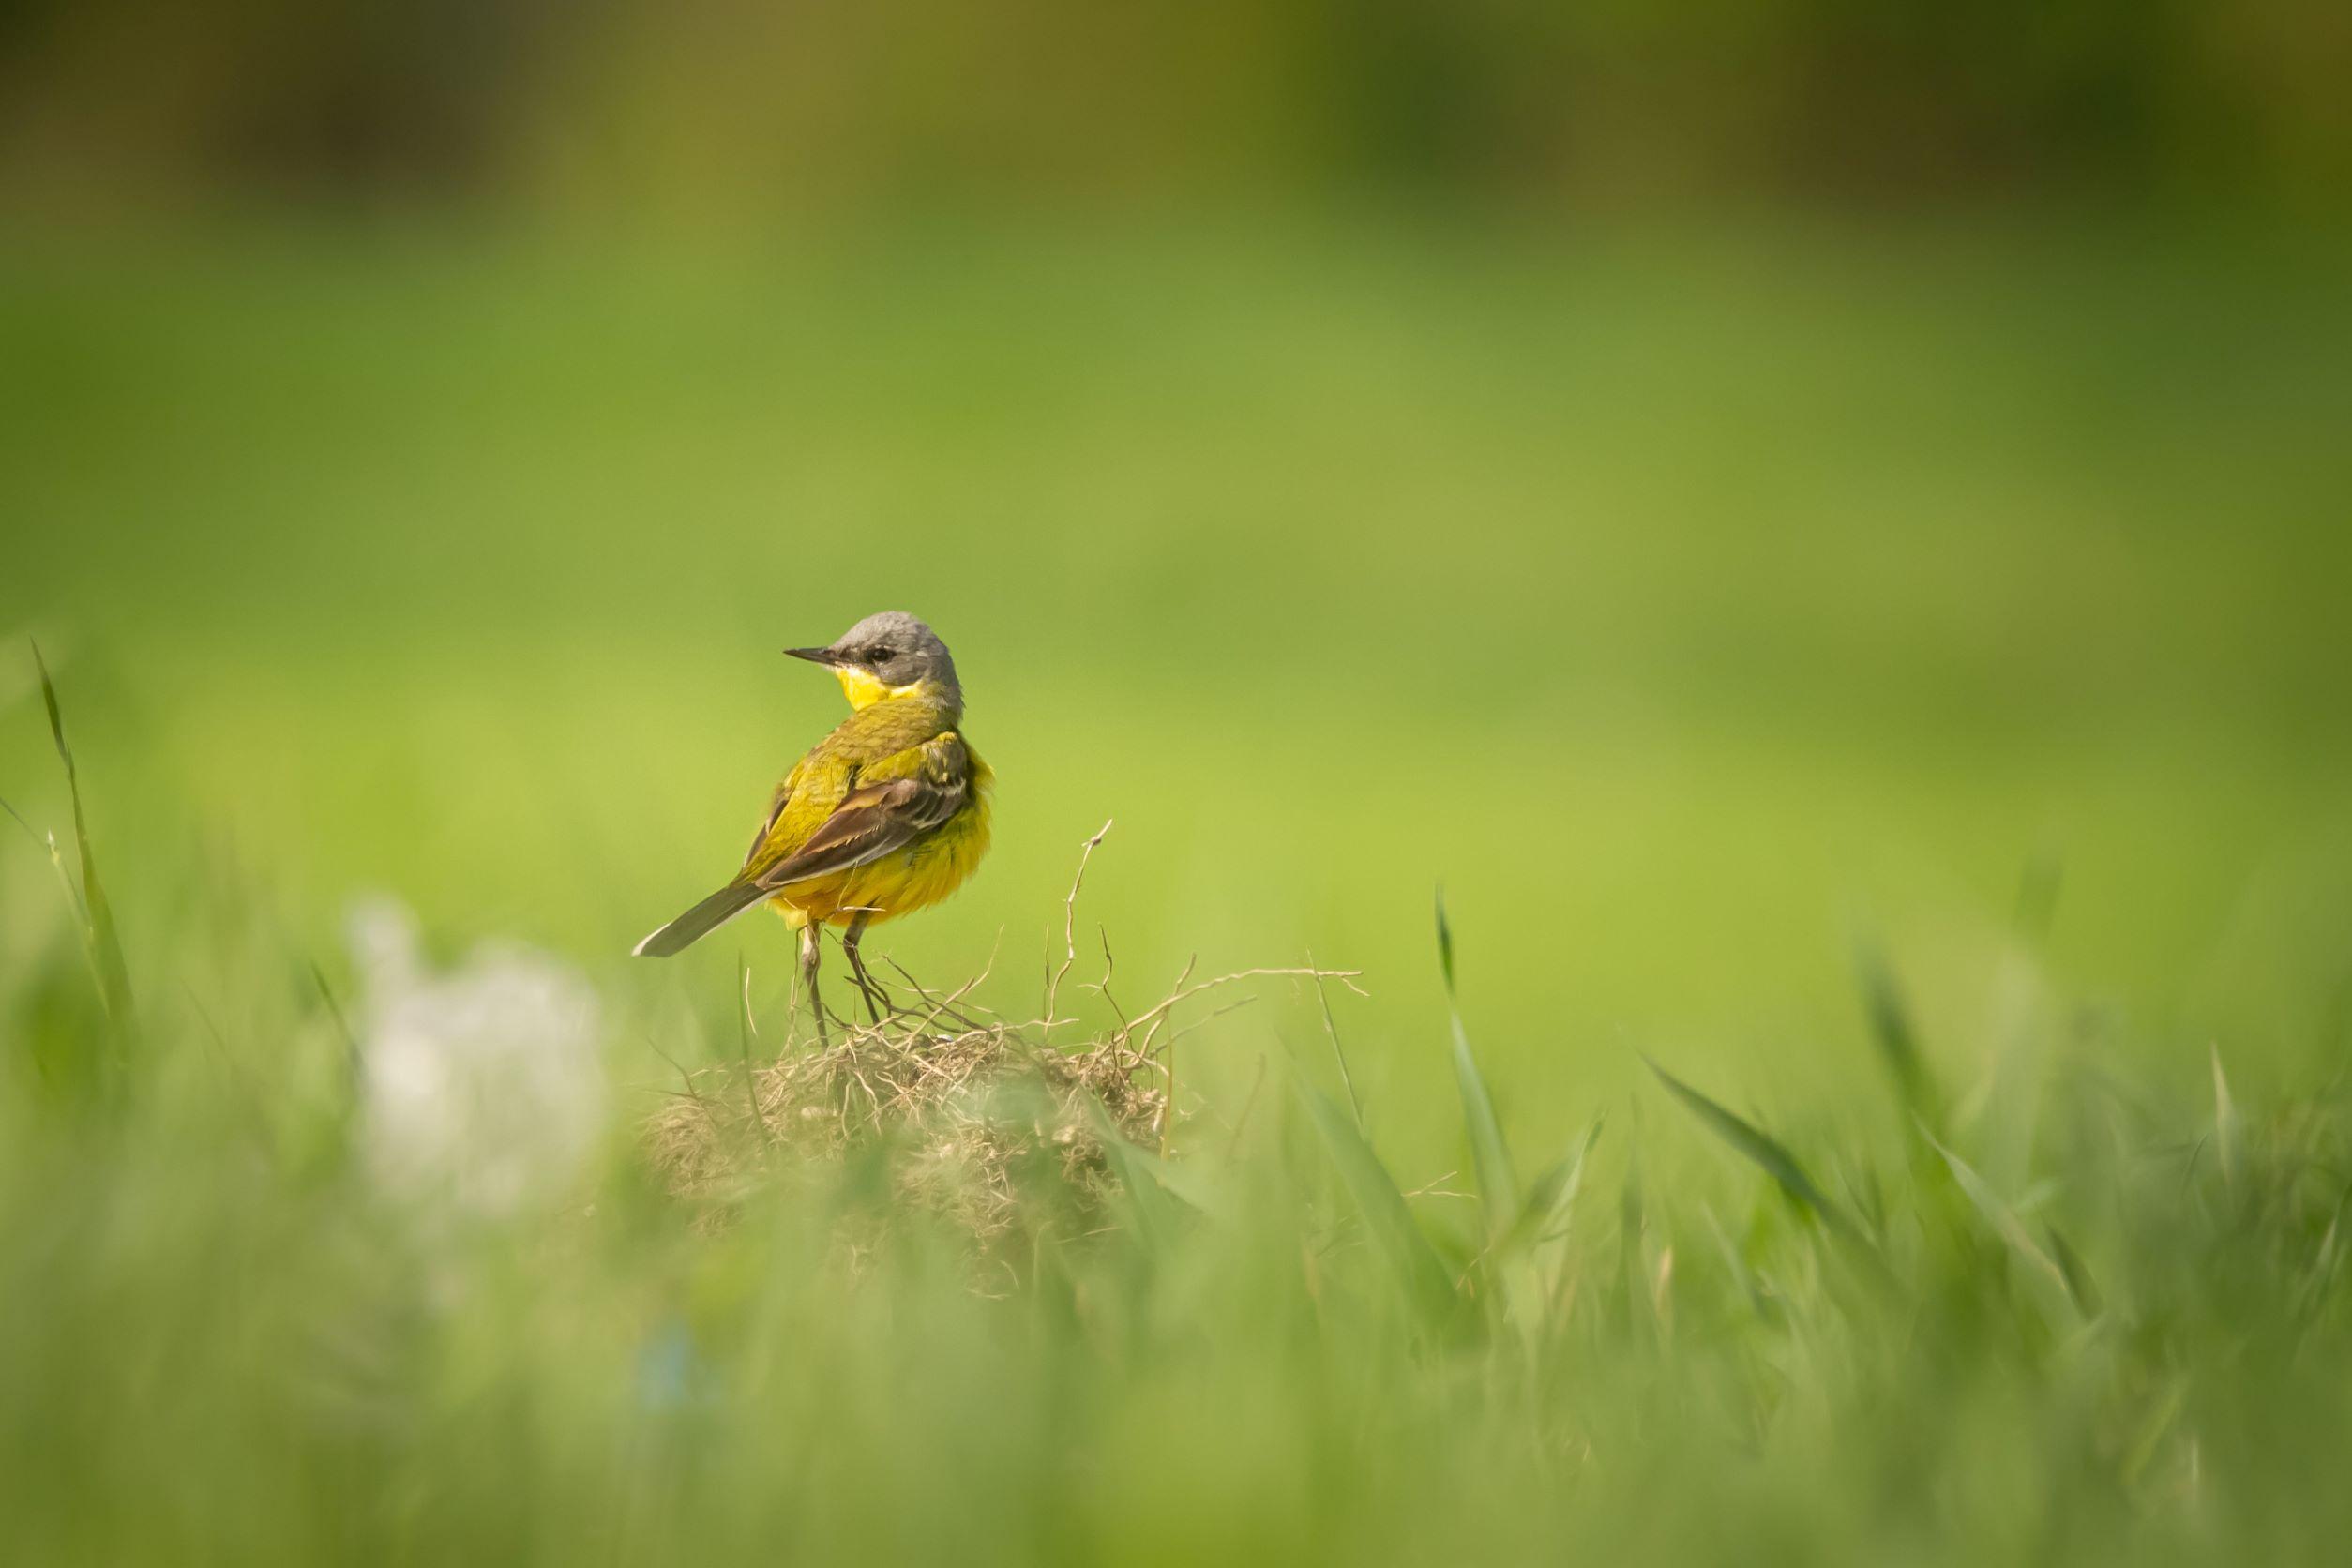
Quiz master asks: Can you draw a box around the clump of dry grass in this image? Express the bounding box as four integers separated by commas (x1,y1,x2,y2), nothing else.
644,1013,1167,1238
643,823,1361,1240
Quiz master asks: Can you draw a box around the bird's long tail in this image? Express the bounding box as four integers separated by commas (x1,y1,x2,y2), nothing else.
632,882,769,957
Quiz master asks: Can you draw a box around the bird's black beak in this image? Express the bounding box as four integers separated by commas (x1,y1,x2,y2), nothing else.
784,645,840,666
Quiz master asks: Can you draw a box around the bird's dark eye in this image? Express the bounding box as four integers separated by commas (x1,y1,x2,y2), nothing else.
867,646,894,664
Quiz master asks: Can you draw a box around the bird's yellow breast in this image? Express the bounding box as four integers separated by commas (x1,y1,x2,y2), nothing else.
770,745,992,929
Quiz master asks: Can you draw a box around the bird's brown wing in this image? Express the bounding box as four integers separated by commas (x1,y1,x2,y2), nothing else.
751,738,969,891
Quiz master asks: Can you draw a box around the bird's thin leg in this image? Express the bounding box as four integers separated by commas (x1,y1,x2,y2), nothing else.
843,913,889,1025
797,923,829,1048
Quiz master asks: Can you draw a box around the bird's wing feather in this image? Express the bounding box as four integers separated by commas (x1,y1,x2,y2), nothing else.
752,733,969,890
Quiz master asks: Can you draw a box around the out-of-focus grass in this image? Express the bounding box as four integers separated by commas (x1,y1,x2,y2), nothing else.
2,705,2348,1563
2,212,2351,1562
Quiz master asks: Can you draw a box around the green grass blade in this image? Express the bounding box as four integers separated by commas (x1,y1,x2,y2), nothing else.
2210,1044,2237,1191
1855,935,1937,1131
2044,1223,2103,1319
33,642,136,1048
1305,951,1364,1126
2120,1378,2189,1490
1617,1150,1650,1334
1923,1126,2089,1315
1433,882,1458,993
1436,890,1517,1239
1646,1057,1871,1252
1500,1119,1602,1257
1123,1143,1228,1221
1295,1078,1461,1330
1492,1120,1601,1340
1088,1099,1179,1254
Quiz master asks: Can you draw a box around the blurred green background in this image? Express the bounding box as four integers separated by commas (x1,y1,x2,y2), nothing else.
8,8,2352,1566
5,0,2351,1155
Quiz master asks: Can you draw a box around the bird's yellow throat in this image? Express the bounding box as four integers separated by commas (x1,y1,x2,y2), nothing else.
835,666,909,709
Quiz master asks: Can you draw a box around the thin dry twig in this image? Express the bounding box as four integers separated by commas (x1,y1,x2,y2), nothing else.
1119,967,1365,1040
1309,948,1364,1126
1043,820,1112,1036
646,1033,705,1106
1138,955,1197,1059
1159,995,1258,1052
882,957,989,1033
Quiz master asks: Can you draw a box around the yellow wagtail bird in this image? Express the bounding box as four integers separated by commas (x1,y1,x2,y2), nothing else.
632,611,992,1036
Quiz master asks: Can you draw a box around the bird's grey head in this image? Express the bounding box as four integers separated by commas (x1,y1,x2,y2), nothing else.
786,611,961,704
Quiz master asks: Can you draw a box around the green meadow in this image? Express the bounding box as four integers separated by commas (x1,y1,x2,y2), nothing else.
4,215,2351,1562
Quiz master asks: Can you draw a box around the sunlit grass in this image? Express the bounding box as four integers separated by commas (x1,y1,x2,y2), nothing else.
2,675,2346,1563
3,215,2350,1561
